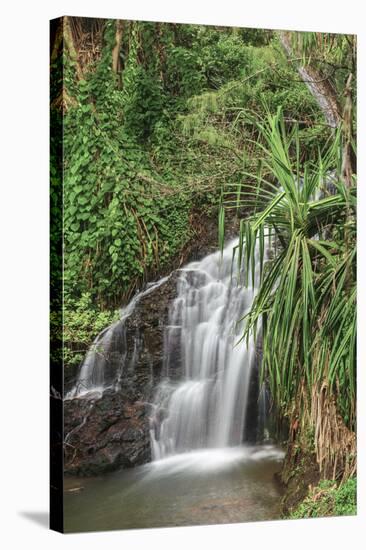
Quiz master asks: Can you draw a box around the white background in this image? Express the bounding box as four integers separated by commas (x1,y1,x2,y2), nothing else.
1,0,365,548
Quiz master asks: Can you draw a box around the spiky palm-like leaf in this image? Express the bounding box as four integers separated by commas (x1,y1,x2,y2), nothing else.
222,108,356,431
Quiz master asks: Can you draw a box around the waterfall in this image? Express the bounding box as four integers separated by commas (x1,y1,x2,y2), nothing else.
67,275,170,399
150,237,267,460
67,236,270,464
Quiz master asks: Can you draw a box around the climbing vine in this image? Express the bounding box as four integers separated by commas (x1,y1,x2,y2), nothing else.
57,19,338,315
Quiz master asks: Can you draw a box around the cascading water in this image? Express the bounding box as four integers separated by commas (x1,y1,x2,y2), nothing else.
150,238,267,460
67,275,170,399
64,236,286,533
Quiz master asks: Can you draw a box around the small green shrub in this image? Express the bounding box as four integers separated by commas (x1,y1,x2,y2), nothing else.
63,293,119,369
290,477,357,519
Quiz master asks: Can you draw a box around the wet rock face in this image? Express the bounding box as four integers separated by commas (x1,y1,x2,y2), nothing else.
64,391,151,474
64,212,242,476
64,274,180,476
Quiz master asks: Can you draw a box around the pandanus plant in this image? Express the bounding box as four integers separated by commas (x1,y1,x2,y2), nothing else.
220,108,356,478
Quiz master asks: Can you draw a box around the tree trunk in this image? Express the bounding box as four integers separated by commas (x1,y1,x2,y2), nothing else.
112,20,124,74
341,73,356,187
50,19,64,65
63,16,83,80
279,31,341,128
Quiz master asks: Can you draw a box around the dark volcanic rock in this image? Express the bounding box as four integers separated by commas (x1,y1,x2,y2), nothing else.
64,273,180,476
64,391,151,474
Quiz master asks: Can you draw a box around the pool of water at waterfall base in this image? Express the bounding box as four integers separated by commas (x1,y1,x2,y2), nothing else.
64,445,284,533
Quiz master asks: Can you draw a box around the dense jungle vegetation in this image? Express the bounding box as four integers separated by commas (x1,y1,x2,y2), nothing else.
50,18,356,516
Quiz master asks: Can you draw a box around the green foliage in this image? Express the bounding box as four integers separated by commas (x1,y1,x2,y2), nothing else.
62,21,275,308
121,22,166,141
178,37,328,181
289,477,357,518
63,293,119,369
50,109,63,295
223,108,356,432
58,18,357,442
289,31,357,114
63,21,194,306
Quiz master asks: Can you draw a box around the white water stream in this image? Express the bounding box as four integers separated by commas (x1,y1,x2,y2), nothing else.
68,236,271,466
67,275,170,399
150,238,267,459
